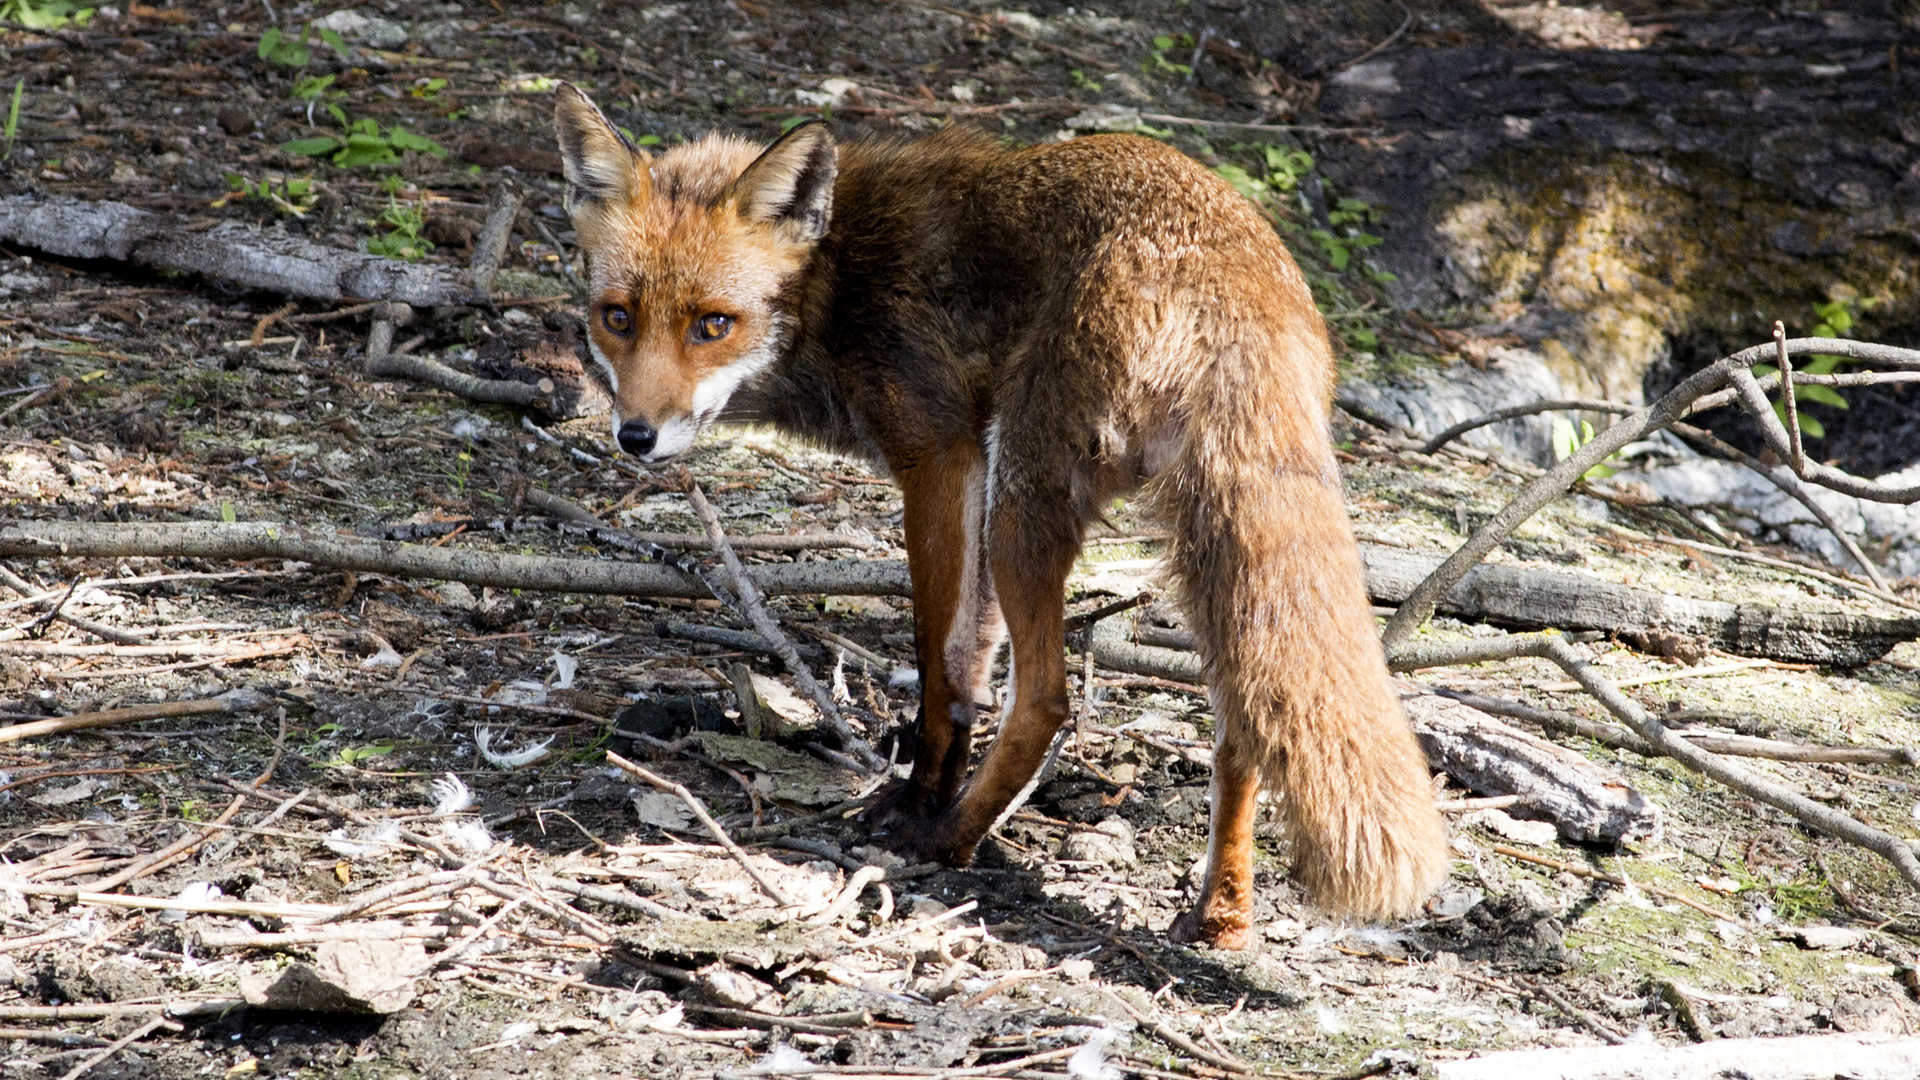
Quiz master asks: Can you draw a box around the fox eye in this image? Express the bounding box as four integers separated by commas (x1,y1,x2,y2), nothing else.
601,307,632,335
692,313,733,343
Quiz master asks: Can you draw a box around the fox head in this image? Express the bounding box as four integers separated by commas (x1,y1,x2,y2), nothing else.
553,83,837,462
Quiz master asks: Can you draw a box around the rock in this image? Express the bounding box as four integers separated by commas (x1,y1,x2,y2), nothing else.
238,939,426,1014
1465,808,1559,847
1060,816,1138,866
314,9,409,49
688,966,780,1012
1339,347,1566,464
1786,925,1868,951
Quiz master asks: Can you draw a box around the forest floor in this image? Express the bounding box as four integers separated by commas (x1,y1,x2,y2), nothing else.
1,2,1919,1079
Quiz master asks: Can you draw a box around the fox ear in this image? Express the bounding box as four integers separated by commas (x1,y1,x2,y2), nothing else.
554,82,647,212
729,121,837,242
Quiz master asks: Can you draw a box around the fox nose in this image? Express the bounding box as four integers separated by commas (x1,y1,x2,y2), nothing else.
617,420,658,458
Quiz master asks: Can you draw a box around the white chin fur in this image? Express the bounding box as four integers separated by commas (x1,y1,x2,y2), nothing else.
642,416,703,462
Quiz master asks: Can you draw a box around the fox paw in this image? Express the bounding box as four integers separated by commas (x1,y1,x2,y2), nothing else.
866,786,971,866
1169,904,1252,951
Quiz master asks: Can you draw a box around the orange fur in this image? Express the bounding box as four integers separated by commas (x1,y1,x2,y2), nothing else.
555,83,1449,944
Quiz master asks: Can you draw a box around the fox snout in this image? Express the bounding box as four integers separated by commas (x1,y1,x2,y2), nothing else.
615,418,658,459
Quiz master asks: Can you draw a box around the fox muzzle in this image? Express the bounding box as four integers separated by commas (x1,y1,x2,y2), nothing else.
616,419,658,458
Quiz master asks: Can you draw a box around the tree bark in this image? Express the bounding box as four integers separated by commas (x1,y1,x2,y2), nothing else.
1362,543,1918,666
0,195,476,306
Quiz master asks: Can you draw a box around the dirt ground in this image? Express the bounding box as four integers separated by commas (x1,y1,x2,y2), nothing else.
1,2,1919,1079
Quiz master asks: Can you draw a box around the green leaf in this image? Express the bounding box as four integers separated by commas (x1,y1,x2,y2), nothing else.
317,25,350,60
221,501,237,523
1751,364,1778,378
1812,325,1838,338
384,127,445,156
1551,416,1577,461
279,136,341,156
1799,413,1825,439
1153,34,1175,49
1803,353,1842,374
1795,384,1849,409
1348,325,1378,349
636,134,662,146
333,133,400,167
291,73,336,101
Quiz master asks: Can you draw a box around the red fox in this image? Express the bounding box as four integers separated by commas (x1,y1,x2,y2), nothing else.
554,83,1448,947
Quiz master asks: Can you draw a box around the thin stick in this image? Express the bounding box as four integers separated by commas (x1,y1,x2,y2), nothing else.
1664,423,1894,596
1334,0,1415,71
0,688,269,746
807,864,887,927
1418,398,1637,455
55,1015,176,1080
0,564,146,644
1518,976,1630,1045
1107,996,1254,1074
1776,321,1805,477
604,750,795,908
1490,844,1737,923
469,184,523,297
684,482,882,771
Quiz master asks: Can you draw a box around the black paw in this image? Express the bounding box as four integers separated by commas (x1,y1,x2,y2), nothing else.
865,783,965,866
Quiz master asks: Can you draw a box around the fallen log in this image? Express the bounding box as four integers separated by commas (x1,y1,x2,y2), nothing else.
1436,1032,1920,1080
1399,689,1661,844
1361,543,1919,666
0,194,477,307
0,520,910,599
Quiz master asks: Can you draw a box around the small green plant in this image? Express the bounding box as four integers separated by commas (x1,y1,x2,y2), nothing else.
282,117,445,169
2,78,20,162
179,799,206,822
0,0,93,29
322,743,394,769
443,448,474,494
365,196,433,261
213,172,318,217
257,25,311,67
291,72,348,126
1144,33,1194,77
1749,298,1877,439
1311,197,1387,273
1069,68,1101,91
409,77,449,101
1552,416,1621,480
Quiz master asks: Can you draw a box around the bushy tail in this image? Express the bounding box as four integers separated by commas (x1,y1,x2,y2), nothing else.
1151,338,1449,919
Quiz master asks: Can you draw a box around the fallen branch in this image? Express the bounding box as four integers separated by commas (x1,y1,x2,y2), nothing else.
0,194,476,306
1419,398,1637,456
0,564,145,644
605,750,795,909
1379,337,1920,649
469,184,523,298
1400,691,1660,843
1392,633,1920,893
686,482,883,771
0,687,270,746
54,1015,177,1080
363,301,554,409
1361,543,1918,666
1665,420,1892,593
0,521,912,600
